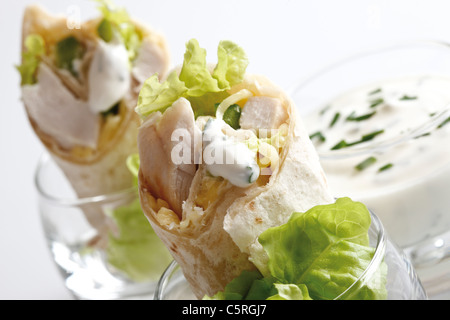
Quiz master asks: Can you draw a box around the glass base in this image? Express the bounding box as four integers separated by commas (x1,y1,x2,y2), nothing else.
404,230,450,299
50,240,157,300
35,153,173,300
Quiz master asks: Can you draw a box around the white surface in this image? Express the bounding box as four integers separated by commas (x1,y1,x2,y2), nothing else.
1,0,450,300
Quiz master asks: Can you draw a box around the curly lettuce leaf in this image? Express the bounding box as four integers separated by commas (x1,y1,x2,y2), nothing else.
17,34,45,85
136,39,248,119
212,40,248,89
135,71,188,118
179,39,222,97
259,197,387,300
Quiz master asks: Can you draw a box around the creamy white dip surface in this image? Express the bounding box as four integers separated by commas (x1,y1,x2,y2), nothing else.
305,75,450,247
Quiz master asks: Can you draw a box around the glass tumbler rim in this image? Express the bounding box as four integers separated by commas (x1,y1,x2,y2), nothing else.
288,39,450,160
155,210,389,300
34,152,137,207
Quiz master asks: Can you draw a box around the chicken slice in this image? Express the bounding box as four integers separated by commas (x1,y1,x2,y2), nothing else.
22,63,101,149
239,96,288,132
138,98,200,217
132,37,170,86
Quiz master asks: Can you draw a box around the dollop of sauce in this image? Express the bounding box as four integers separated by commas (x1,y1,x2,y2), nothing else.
202,118,260,188
88,40,131,113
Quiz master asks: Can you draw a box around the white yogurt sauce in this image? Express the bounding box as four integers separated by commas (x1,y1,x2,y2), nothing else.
88,40,131,113
202,118,260,188
305,75,450,248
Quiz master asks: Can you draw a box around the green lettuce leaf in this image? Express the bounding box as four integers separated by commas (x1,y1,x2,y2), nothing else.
212,40,248,89
179,39,222,97
204,269,312,300
106,198,172,282
17,34,45,85
267,283,312,300
135,72,188,118
207,197,387,300
259,197,387,300
135,39,248,119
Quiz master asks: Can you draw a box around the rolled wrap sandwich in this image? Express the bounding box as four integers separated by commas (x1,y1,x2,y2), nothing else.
135,39,343,298
17,1,169,238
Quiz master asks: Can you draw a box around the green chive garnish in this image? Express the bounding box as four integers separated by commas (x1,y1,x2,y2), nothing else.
414,132,431,139
355,156,377,171
368,88,382,95
346,111,377,122
320,105,331,115
331,140,348,150
361,129,384,142
329,112,340,128
331,129,384,150
369,98,384,108
437,116,450,129
378,163,393,172
399,95,418,101
309,131,326,142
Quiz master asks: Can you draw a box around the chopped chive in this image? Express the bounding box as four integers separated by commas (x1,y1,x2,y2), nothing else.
329,112,340,128
320,105,331,115
368,88,382,95
369,98,384,108
355,156,377,171
248,169,254,183
330,129,384,150
378,163,393,172
346,111,377,122
414,132,431,139
309,131,326,142
399,95,418,101
361,129,384,142
437,116,450,129
331,140,348,150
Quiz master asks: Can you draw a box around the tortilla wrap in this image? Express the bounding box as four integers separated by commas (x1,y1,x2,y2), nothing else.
19,5,170,239
137,73,334,298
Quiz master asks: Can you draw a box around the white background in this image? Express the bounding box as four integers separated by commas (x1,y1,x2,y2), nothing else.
1,0,450,299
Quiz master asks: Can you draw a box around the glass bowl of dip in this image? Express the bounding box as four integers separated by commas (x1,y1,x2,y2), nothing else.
289,40,450,299
154,210,427,300
34,152,173,299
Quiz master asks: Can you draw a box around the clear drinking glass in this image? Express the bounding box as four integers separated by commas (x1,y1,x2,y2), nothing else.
154,211,427,300
289,40,450,299
34,153,173,300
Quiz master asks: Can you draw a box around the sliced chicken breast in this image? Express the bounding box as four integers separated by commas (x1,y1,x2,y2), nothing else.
22,63,101,149
138,98,200,217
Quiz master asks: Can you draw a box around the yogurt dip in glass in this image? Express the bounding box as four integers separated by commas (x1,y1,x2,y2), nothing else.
289,40,450,299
